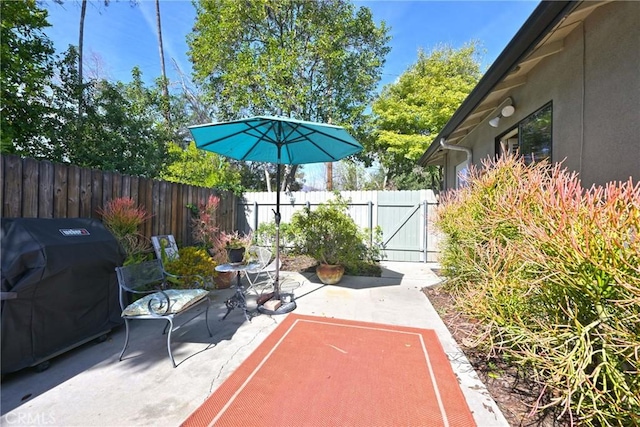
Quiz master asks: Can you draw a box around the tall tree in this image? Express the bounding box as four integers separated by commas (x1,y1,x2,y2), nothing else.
161,141,242,191
187,0,390,191
78,0,87,106
0,0,55,153
172,58,212,126
77,0,111,150
333,160,366,191
45,52,170,177
370,43,482,190
333,160,386,190
155,0,171,126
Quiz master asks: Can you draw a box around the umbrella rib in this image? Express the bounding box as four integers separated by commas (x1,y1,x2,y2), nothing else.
238,121,280,161
283,124,312,162
198,119,285,162
286,123,361,162
298,123,361,148
244,121,279,144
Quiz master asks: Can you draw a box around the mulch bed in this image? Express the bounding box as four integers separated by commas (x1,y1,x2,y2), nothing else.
423,282,568,427
280,254,318,273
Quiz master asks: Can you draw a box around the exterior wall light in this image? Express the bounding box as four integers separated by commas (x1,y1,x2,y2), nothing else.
489,102,516,128
501,105,515,117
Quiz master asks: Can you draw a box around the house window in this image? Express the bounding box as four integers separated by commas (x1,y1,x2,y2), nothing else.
455,161,468,188
497,102,552,164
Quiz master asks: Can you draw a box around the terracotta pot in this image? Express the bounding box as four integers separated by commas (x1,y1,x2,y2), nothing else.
316,263,345,285
214,271,233,289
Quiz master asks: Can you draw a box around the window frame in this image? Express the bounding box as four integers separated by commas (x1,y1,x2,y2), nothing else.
495,101,553,164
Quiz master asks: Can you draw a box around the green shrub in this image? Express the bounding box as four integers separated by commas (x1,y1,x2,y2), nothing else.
288,195,382,270
516,172,640,426
163,247,216,288
256,195,384,275
344,259,382,277
435,154,640,425
254,221,293,254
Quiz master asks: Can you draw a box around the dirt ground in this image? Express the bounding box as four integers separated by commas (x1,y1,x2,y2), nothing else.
423,282,568,427
280,254,318,272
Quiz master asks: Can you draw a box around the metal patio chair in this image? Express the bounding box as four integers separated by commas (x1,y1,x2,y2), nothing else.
151,234,179,265
115,259,212,368
245,246,280,294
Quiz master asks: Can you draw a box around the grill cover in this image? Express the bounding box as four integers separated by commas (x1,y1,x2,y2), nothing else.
1,218,126,374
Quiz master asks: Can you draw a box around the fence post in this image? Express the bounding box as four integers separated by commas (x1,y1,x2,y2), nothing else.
253,201,259,233
423,200,428,263
368,200,373,247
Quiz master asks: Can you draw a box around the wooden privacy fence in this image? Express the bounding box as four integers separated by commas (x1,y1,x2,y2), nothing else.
0,154,237,246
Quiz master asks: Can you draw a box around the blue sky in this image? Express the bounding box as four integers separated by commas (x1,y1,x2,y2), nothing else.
42,0,540,189
43,0,540,90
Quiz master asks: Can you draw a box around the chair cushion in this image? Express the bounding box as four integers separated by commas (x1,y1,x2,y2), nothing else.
122,289,209,317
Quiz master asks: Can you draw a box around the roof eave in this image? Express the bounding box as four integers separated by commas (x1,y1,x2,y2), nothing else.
419,0,578,166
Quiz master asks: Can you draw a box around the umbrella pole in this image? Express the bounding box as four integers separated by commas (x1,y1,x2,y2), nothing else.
274,160,281,299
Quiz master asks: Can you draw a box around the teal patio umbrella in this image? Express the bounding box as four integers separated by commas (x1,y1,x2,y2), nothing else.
189,116,363,309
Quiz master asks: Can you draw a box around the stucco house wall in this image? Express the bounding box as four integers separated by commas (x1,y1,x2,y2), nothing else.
443,1,639,189
580,2,639,185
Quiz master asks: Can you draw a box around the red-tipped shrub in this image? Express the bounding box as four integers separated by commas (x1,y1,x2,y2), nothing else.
435,154,640,425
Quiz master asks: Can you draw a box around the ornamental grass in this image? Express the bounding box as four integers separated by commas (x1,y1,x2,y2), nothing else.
97,197,152,263
435,154,639,426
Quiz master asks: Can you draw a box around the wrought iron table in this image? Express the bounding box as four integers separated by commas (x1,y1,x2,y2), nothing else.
215,262,260,321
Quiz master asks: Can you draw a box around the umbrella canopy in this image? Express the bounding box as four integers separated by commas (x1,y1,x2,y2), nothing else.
189,116,363,165
189,116,363,312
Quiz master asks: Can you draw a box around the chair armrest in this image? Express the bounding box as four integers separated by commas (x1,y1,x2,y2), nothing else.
146,290,172,316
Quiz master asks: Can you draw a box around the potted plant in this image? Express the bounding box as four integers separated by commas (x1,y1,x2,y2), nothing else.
208,231,252,288
222,231,252,264
208,234,232,289
289,196,364,284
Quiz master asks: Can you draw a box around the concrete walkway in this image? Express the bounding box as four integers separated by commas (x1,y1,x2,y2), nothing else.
1,262,508,426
